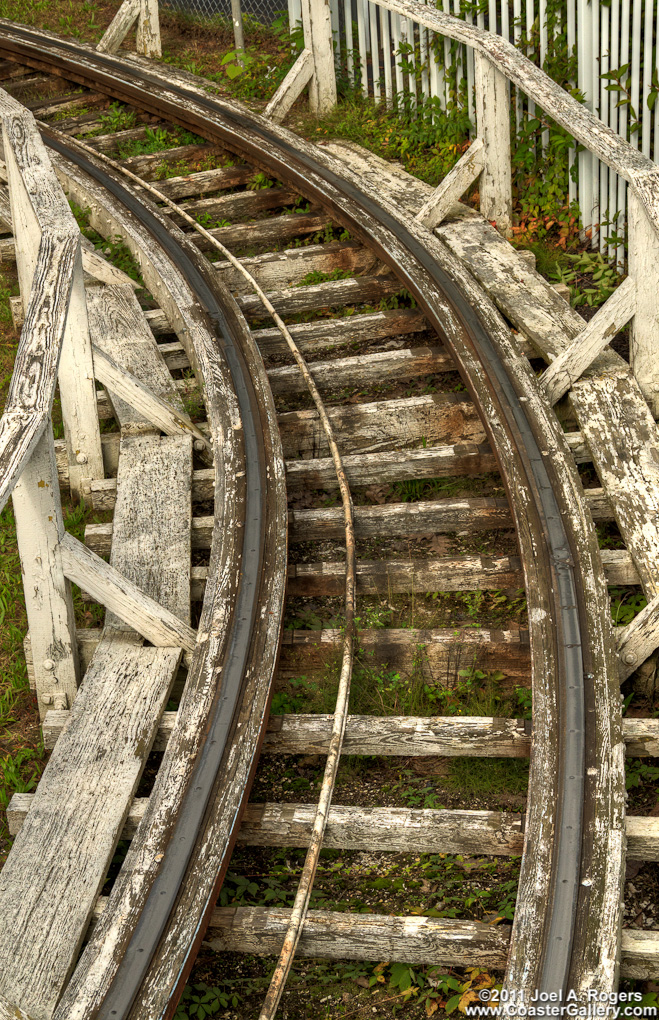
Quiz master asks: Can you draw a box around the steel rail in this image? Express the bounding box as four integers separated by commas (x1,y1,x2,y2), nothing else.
0,28,615,1018
40,131,273,1020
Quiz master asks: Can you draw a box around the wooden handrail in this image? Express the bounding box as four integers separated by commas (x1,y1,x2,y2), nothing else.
0,231,79,514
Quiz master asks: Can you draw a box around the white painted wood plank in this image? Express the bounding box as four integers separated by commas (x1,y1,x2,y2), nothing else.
541,276,636,404
474,53,512,237
91,345,211,457
617,592,659,679
415,139,484,230
105,433,192,630
86,285,183,434
136,0,161,58
265,49,314,123
628,190,659,417
0,639,182,1020
59,531,196,653
40,709,659,759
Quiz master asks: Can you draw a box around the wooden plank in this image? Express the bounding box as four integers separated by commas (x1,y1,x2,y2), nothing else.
96,0,141,54
235,274,402,321
617,593,659,679
105,433,192,628
541,277,637,404
153,163,253,200
182,548,639,602
136,0,161,58
265,48,314,123
157,343,453,392
41,709,659,759
277,394,484,458
212,240,379,295
302,0,337,114
620,931,659,979
0,993,35,1020
416,139,484,230
202,908,653,978
91,346,211,455
2,98,103,502
628,191,659,417
86,284,183,433
569,368,659,598
10,794,659,862
0,640,182,1020
85,496,515,555
88,442,498,508
206,907,510,968
59,531,196,652
119,142,221,175
189,213,329,253
251,308,427,358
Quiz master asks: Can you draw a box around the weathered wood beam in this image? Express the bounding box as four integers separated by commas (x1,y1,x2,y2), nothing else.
58,531,196,653
616,592,659,680
40,708,659,758
541,277,636,405
265,49,314,123
300,0,336,114
415,139,484,230
474,53,512,237
96,0,140,54
10,797,659,862
207,907,509,967
0,994,35,1020
136,0,161,58
628,191,659,418
91,345,211,456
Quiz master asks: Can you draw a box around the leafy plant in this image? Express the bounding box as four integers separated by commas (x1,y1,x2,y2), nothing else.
174,983,241,1017
551,251,623,307
610,588,647,626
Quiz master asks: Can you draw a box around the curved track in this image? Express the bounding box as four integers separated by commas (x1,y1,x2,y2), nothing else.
0,27,625,1020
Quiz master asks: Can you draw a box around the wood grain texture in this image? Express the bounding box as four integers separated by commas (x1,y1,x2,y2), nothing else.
0,638,182,1020
416,139,484,230
60,532,196,651
105,433,191,629
86,284,183,433
264,48,314,122
541,277,636,404
40,709,659,759
474,54,512,236
136,0,161,58
206,907,510,967
96,0,140,54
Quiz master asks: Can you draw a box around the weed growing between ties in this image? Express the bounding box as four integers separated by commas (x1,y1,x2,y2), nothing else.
177,844,518,1018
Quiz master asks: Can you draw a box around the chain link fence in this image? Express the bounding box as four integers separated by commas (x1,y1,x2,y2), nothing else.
161,0,286,26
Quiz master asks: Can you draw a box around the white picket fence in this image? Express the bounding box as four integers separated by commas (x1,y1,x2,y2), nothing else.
287,0,659,263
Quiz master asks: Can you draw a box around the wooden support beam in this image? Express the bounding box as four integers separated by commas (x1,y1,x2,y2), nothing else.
415,139,484,231
91,345,212,457
617,592,659,679
474,53,512,238
0,994,35,1020
96,0,140,54
58,531,196,653
2,101,103,503
207,907,509,968
40,709,659,758
265,49,314,123
540,277,637,404
136,0,161,58
9,797,659,862
300,0,337,115
628,190,659,418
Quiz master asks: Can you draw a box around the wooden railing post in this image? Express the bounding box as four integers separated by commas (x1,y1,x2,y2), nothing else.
474,51,513,238
0,101,86,717
97,0,160,58
300,0,337,115
136,0,161,58
628,190,659,417
4,107,103,504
